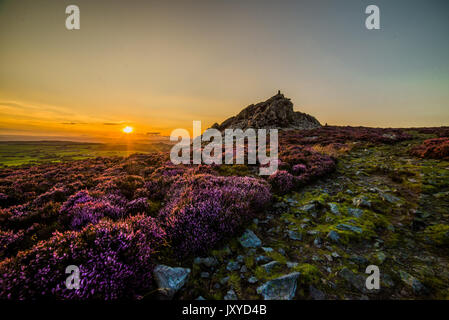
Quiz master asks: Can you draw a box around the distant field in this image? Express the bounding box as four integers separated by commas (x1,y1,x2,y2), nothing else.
0,141,173,166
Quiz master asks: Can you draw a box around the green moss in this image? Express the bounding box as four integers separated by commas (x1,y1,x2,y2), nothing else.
292,263,322,286
423,224,449,246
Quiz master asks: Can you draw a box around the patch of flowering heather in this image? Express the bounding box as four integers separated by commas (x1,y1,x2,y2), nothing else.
410,127,449,138
160,174,271,257
0,215,166,300
59,191,126,230
410,138,449,160
268,170,294,194
0,229,24,259
281,126,412,146
279,145,336,183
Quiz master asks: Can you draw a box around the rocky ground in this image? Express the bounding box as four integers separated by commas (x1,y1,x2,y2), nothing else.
159,135,449,300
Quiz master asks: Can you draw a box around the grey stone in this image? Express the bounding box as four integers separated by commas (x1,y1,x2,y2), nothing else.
328,203,340,215
220,276,230,285
339,267,367,293
337,223,363,234
240,265,248,273
224,289,238,300
248,276,259,284
200,272,210,278
153,265,191,298
193,257,218,268
286,261,299,268
261,261,280,273
256,255,272,264
288,230,302,241
349,255,368,265
239,229,262,248
226,261,240,272
327,230,340,242
380,193,401,204
398,270,427,295
352,196,371,208
196,296,206,300
348,208,363,218
301,203,316,212
262,247,274,253
257,272,301,300
309,285,326,300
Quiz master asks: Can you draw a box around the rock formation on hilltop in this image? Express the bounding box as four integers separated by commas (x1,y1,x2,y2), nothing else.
211,91,321,131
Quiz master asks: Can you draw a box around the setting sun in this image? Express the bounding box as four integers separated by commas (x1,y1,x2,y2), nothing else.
122,126,133,134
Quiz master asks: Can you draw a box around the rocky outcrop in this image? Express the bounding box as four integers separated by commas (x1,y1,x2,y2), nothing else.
211,91,321,131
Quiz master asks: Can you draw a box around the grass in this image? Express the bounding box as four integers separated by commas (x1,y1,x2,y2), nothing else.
0,141,172,166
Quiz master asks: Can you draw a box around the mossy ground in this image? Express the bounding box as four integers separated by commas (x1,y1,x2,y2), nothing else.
178,132,449,300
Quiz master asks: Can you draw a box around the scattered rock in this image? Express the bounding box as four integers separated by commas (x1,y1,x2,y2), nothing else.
257,272,301,300
309,285,326,300
328,203,340,215
353,196,371,208
261,261,280,273
226,261,240,272
337,223,363,234
339,267,367,293
327,230,340,242
288,230,302,241
348,208,363,218
248,276,259,284
153,265,191,299
256,255,273,264
239,229,262,248
193,257,218,268
224,289,238,300
398,270,427,295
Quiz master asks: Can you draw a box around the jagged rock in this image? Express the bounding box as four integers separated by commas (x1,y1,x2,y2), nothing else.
239,229,262,248
261,261,280,273
328,203,340,215
256,255,273,264
348,208,363,218
337,223,363,234
288,230,302,241
257,272,301,300
153,265,191,299
353,196,372,208
193,257,218,268
212,92,321,131
398,270,427,295
226,261,240,271
248,276,259,284
220,276,230,285
327,230,340,242
339,267,367,293
309,285,326,300
224,289,238,300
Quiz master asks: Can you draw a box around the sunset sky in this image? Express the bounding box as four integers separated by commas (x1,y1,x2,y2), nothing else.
1,0,448,141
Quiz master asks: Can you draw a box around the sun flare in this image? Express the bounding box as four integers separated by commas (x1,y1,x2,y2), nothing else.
122,126,133,134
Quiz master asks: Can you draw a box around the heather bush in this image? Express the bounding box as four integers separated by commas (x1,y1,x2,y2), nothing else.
268,170,295,194
0,215,166,299
160,174,271,256
410,138,449,160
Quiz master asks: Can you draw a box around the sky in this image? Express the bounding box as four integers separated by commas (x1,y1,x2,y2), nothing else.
0,0,448,141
